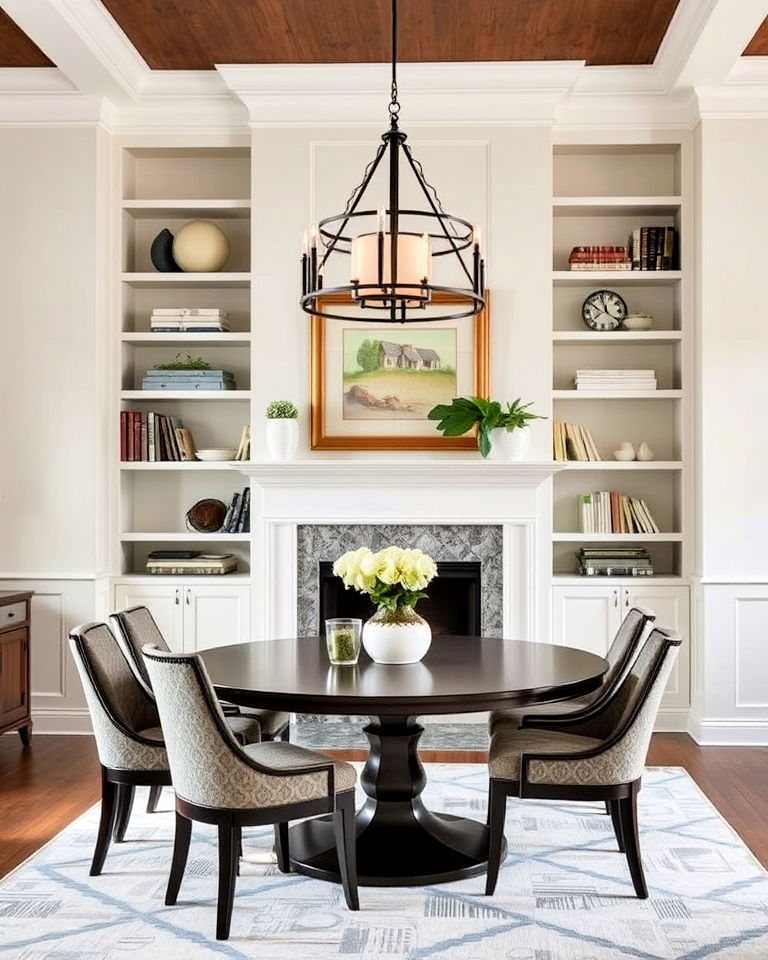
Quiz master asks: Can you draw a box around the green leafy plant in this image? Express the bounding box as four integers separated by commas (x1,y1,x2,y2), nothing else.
428,396,544,458
266,400,298,419
154,353,211,371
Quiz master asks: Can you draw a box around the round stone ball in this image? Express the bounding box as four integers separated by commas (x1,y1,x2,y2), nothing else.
172,220,230,272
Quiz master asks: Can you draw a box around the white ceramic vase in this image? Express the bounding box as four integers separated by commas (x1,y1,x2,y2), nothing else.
362,605,432,664
265,418,299,462
486,426,531,461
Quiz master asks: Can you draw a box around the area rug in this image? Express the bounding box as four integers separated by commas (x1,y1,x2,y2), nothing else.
2,765,767,959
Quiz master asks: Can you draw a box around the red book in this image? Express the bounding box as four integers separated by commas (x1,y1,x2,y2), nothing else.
610,492,620,534
120,411,128,461
133,412,142,463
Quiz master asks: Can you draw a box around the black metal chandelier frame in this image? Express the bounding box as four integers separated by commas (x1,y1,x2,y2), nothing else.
300,0,486,324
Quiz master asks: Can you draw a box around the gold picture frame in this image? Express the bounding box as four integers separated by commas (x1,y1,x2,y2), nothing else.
310,291,490,450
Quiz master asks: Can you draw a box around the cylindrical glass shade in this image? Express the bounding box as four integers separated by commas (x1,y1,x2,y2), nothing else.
351,231,431,303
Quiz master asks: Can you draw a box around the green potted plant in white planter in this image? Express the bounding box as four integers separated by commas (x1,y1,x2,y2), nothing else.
428,396,544,461
265,400,299,461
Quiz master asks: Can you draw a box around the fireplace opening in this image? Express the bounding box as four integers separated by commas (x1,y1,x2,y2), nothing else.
318,561,482,636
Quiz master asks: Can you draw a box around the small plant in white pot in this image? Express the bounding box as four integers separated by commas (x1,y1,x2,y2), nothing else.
428,396,544,460
265,400,299,461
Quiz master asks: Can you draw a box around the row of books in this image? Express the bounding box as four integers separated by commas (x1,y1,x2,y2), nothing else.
630,227,678,271
553,421,602,461
568,245,631,271
145,551,238,576
578,547,654,577
141,369,236,391
150,308,230,333
222,487,250,534
575,369,657,391
120,412,195,461
578,491,660,534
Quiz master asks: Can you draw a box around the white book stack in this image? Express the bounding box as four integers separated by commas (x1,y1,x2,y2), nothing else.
575,369,657,391
150,308,230,333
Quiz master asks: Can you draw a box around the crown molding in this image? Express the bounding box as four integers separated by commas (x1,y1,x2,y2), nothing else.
0,67,75,93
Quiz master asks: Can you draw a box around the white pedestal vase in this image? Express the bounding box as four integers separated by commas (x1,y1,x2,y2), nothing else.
265,419,299,462
362,605,432,664
486,425,531,461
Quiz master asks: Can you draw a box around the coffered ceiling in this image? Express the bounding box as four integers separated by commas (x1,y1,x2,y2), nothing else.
0,9,52,66
744,15,768,54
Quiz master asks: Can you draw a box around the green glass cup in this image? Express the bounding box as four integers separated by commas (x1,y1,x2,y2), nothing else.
325,618,362,666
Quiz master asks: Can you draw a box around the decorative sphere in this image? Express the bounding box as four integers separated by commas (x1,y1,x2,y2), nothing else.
172,220,230,272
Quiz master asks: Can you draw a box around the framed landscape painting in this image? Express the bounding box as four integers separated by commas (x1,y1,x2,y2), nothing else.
310,292,490,450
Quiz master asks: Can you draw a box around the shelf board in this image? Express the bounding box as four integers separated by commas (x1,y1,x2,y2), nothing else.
117,573,251,583
121,273,250,288
121,333,251,345
553,533,683,542
553,389,682,400
120,461,242,470
552,330,682,344
120,533,250,542
553,196,682,217
121,390,251,401
555,461,683,471
552,574,686,585
553,271,682,286
121,199,251,219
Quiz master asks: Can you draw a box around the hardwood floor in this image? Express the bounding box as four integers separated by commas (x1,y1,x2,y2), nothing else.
1,732,767,877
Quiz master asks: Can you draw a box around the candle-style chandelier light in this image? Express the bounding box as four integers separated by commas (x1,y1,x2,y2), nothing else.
300,0,485,324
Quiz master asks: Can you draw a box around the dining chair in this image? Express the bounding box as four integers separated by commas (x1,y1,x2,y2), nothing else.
488,605,655,735
485,625,681,898
142,644,359,940
68,621,171,875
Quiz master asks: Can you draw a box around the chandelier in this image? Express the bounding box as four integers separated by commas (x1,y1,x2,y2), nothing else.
300,0,485,324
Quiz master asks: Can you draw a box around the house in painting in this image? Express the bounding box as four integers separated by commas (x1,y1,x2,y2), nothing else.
378,341,442,371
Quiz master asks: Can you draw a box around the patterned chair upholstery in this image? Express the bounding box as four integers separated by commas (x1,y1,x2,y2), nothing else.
68,622,171,876
488,606,655,734
143,645,359,940
485,626,682,899
111,605,288,743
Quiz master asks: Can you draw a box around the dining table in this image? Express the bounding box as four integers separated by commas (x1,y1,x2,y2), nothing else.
199,635,607,887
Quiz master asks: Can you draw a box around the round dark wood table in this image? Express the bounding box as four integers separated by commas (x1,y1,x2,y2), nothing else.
199,636,607,887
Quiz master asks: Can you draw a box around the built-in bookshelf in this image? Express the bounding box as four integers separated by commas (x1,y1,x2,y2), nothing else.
115,144,253,581
550,139,692,582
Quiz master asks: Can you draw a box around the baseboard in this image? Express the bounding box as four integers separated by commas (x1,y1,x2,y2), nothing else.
27,708,93,735
654,707,691,733
688,712,768,746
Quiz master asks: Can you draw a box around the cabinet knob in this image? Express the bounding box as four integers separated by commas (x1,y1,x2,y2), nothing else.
625,592,631,607
175,588,180,606
186,589,190,606
613,589,619,608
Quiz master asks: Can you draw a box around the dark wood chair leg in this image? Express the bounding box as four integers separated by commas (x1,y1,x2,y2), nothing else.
216,821,238,940
113,784,135,842
608,799,625,852
165,812,192,906
236,826,242,876
90,771,118,876
485,779,507,896
619,784,648,899
18,722,32,747
604,800,611,815
274,821,291,873
147,784,163,814
334,792,359,910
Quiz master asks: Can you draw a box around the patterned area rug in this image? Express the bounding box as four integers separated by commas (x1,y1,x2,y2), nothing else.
2,765,768,959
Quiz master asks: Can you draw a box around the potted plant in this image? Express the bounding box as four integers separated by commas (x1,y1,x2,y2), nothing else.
265,400,299,461
333,546,437,664
428,396,544,460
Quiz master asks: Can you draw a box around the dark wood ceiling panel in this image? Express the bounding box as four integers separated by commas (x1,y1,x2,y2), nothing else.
744,16,768,56
0,10,53,66
100,0,680,70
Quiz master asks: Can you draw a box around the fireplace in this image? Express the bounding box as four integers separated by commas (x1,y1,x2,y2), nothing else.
318,560,482,636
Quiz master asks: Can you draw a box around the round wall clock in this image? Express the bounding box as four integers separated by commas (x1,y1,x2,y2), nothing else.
581,290,627,330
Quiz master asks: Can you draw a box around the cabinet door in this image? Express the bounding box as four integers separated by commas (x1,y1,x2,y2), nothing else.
622,585,690,707
552,585,622,658
0,627,28,728
113,583,184,652
183,585,251,652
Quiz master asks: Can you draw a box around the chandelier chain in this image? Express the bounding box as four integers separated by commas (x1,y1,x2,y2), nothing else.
389,0,401,126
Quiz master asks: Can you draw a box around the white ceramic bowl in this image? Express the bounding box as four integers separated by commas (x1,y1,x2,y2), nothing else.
623,313,654,331
195,448,237,462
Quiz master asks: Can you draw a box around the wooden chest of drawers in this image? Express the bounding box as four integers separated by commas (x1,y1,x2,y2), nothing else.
0,591,32,746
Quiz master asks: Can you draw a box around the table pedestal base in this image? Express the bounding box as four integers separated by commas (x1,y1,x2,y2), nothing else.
288,716,503,887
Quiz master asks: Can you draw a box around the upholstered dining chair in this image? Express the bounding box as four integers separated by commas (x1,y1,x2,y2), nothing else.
489,605,655,735
485,626,681,898
142,644,359,941
68,622,171,876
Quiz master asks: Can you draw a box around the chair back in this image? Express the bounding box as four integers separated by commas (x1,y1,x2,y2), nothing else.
68,622,164,771
600,605,656,691
110,605,169,694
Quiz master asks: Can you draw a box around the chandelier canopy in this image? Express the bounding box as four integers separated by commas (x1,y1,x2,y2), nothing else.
300,0,485,324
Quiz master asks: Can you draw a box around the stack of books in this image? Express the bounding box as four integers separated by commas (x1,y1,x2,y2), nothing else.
578,491,660,534
145,551,238,576
553,421,601,461
120,412,195,461
222,487,250,533
568,246,631,271
150,308,230,333
630,227,677,271
141,368,236,391
578,547,654,577
575,369,657,391
234,425,250,461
